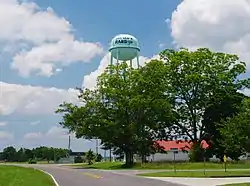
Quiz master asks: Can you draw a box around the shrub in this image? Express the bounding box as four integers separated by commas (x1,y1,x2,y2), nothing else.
74,156,83,163
28,159,37,164
95,154,103,162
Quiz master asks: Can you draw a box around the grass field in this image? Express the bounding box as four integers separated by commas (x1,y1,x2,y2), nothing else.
69,161,250,170
138,171,250,178
0,161,52,164
0,165,55,186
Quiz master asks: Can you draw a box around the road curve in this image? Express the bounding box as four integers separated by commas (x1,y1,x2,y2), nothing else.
25,164,185,186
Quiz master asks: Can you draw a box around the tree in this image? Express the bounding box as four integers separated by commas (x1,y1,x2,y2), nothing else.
202,88,246,161
2,146,17,162
95,153,102,162
56,62,175,166
25,149,34,160
158,48,249,161
86,149,95,165
219,98,250,160
16,148,28,162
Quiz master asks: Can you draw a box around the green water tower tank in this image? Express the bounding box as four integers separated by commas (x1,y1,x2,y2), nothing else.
109,34,140,67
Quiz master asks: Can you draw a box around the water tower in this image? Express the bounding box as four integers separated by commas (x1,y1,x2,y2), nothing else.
109,34,140,68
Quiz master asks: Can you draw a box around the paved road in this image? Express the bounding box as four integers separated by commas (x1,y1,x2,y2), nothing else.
100,168,250,175
26,164,185,186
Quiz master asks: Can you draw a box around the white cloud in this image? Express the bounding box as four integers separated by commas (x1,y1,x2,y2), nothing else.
0,0,103,77
24,126,71,141
46,126,70,139
82,53,159,89
0,81,79,116
0,131,14,140
30,120,40,126
170,0,250,68
21,126,97,152
24,132,42,140
12,40,103,77
0,122,7,126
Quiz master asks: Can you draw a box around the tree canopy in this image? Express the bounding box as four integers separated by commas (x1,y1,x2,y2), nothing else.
56,48,250,163
0,146,68,163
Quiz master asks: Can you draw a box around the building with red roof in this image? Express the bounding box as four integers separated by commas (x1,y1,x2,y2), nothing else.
140,140,210,162
155,140,209,151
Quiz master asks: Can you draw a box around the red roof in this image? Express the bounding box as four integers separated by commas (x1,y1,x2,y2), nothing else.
155,140,209,151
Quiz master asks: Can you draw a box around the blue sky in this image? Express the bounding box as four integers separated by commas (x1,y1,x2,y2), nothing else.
0,0,180,152
1,0,179,88
0,0,249,152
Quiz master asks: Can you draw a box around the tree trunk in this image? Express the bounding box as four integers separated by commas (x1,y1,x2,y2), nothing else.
109,148,112,162
141,154,145,163
125,150,133,167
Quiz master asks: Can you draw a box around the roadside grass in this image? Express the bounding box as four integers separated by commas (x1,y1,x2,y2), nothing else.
0,165,55,186
69,161,250,170
0,161,54,164
137,171,250,178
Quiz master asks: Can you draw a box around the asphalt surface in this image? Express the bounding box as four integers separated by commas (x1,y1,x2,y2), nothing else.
24,164,185,186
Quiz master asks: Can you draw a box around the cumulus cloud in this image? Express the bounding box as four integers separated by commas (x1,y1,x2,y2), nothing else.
0,0,103,77
30,120,40,126
0,131,14,140
0,122,7,127
0,81,78,116
22,126,98,152
23,132,43,140
82,53,159,89
170,0,250,68
24,126,72,141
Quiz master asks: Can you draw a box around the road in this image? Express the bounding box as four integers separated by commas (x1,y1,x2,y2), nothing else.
25,164,185,186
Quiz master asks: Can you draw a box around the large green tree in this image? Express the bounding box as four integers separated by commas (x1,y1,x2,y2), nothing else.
159,48,249,146
219,98,250,160
2,146,17,162
202,88,246,161
56,62,175,165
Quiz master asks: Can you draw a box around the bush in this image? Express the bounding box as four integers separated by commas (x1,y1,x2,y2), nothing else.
189,142,205,162
28,159,37,164
95,154,103,162
74,156,83,163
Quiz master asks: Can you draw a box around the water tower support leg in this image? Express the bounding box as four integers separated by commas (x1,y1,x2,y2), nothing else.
130,60,132,68
116,50,119,66
136,54,140,68
110,57,113,74
110,57,113,66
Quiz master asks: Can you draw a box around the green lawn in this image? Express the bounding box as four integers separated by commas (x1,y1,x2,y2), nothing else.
0,165,55,186
0,161,52,164
69,161,250,170
138,171,250,178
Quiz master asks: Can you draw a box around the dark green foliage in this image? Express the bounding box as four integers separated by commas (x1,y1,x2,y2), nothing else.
28,159,37,164
86,149,95,165
219,99,250,160
189,142,205,162
74,156,83,163
56,47,250,163
203,89,246,161
95,154,102,162
0,146,68,163
56,62,175,165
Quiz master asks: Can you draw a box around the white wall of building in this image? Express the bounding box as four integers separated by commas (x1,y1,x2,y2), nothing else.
145,151,249,162
147,151,188,162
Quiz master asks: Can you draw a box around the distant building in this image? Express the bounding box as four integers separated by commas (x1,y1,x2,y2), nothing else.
69,152,85,157
58,151,85,164
144,140,209,162
142,140,248,162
